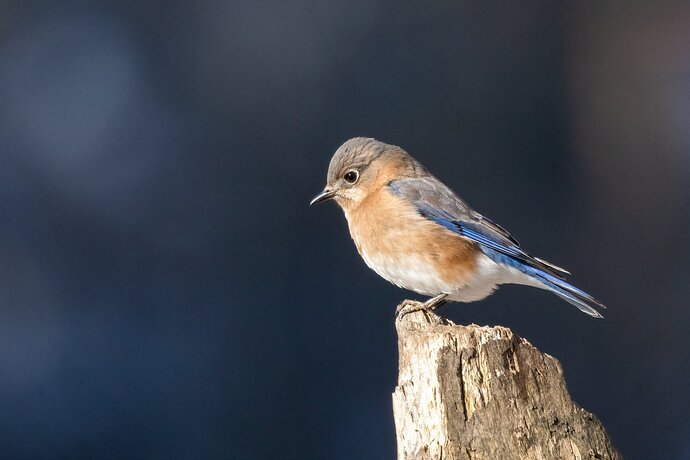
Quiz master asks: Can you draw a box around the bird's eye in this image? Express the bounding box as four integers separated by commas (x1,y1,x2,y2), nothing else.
343,170,359,184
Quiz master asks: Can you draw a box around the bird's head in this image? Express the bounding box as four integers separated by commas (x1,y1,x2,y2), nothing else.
310,137,420,211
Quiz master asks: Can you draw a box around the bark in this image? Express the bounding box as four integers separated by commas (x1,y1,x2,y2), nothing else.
392,305,621,460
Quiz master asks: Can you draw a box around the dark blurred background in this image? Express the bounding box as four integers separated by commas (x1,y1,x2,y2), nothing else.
1,1,689,459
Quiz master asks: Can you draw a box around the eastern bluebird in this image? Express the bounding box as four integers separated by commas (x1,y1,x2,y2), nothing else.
310,137,605,318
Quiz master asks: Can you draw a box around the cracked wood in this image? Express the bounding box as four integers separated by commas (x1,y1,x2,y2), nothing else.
392,307,621,460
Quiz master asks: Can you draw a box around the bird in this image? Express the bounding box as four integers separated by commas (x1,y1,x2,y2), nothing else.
310,137,605,318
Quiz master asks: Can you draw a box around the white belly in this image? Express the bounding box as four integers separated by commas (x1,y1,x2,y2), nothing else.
361,249,543,303
360,249,451,297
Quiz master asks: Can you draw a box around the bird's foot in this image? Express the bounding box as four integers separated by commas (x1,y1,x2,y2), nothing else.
396,294,449,319
395,299,424,317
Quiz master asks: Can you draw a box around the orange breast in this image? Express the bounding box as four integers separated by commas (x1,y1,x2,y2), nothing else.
345,186,479,290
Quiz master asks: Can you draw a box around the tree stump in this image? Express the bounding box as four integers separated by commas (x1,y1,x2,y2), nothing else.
392,305,621,460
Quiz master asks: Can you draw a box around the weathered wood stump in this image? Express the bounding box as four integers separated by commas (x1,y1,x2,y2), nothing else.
392,305,621,460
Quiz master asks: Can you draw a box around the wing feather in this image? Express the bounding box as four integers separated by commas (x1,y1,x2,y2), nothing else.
388,176,604,317
388,177,568,279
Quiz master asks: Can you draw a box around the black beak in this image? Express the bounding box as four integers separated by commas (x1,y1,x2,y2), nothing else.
310,189,336,206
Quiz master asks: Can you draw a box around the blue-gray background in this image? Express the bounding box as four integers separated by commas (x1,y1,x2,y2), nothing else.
1,1,689,459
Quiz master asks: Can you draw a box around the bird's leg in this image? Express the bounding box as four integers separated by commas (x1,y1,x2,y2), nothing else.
424,293,449,311
396,293,449,318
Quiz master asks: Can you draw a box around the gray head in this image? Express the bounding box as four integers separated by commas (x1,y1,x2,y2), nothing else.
310,137,426,208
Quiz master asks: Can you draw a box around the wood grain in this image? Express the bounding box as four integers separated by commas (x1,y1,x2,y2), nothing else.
393,305,621,460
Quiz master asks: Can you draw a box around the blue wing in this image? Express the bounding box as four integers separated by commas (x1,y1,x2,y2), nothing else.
389,177,605,318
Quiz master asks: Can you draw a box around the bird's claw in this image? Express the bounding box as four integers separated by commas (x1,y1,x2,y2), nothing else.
395,300,426,318
396,294,449,319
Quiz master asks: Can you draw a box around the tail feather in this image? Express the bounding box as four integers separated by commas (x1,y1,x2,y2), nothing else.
480,247,606,318
530,270,605,318
535,276,606,318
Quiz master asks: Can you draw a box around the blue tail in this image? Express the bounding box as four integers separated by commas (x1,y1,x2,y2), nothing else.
482,248,605,318
528,269,605,319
